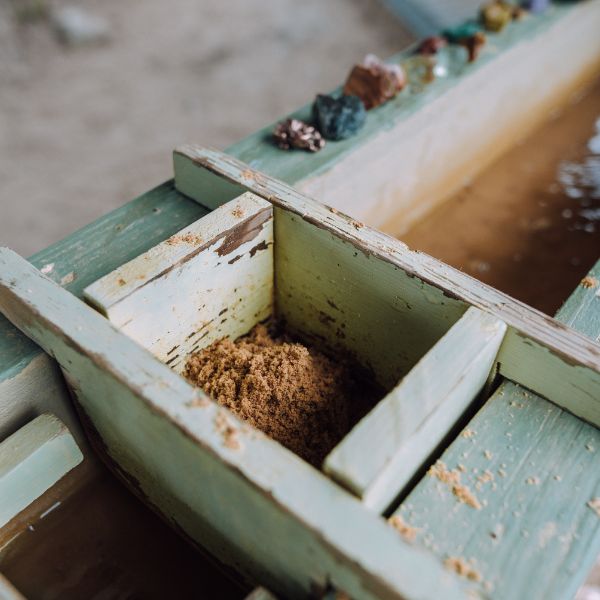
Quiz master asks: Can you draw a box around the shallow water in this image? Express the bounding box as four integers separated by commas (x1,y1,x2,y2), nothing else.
396,80,600,315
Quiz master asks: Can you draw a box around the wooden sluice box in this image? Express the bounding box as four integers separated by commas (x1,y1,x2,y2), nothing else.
0,2,600,599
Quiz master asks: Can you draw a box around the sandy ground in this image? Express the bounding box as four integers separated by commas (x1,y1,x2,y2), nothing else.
0,0,413,256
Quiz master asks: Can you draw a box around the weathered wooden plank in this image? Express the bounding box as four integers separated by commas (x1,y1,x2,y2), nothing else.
555,260,600,339
0,414,83,528
84,193,273,373
0,248,468,600
172,146,600,426
390,260,600,600
324,307,506,512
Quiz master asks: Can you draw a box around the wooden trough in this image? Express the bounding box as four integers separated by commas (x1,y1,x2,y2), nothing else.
0,2,599,599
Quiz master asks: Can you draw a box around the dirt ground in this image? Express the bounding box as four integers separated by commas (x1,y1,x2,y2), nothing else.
0,0,413,256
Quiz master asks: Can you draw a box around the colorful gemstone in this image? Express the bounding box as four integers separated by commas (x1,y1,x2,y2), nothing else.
313,94,367,141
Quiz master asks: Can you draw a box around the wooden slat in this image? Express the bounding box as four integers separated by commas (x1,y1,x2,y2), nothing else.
324,307,506,512
0,414,83,528
173,146,600,426
390,259,600,600
84,193,274,373
0,248,468,600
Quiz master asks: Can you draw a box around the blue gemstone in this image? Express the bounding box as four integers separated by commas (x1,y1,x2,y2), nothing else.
313,94,367,141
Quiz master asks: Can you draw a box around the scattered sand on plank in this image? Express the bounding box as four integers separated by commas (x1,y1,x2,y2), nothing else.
428,460,482,510
388,514,419,543
588,498,600,517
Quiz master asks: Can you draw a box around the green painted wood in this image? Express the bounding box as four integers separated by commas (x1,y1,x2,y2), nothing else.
200,2,600,234
0,248,469,600
0,181,208,384
0,182,208,449
173,146,600,425
84,193,274,374
0,414,83,528
324,307,506,512
391,259,600,600
273,205,466,391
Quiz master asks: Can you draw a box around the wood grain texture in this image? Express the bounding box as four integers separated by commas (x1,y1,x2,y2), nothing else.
173,146,600,425
0,182,208,448
324,307,506,512
391,259,600,600
0,414,83,528
274,207,466,390
84,193,273,373
0,248,468,600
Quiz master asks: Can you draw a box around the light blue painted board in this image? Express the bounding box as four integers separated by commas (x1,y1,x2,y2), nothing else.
0,414,83,528
392,259,600,600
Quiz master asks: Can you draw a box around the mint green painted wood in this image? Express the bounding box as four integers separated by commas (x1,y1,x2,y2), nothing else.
173,146,600,426
324,307,506,512
0,414,83,528
0,182,208,451
84,193,274,374
0,248,469,600
391,259,600,600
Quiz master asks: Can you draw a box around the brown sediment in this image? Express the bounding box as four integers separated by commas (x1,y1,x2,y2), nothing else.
184,323,380,467
388,514,419,543
398,80,600,315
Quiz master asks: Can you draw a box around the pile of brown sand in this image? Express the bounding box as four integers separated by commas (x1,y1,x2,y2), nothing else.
184,324,376,466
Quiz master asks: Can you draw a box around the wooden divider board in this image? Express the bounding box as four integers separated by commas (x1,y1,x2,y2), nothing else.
324,307,506,512
0,248,468,600
173,146,600,428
